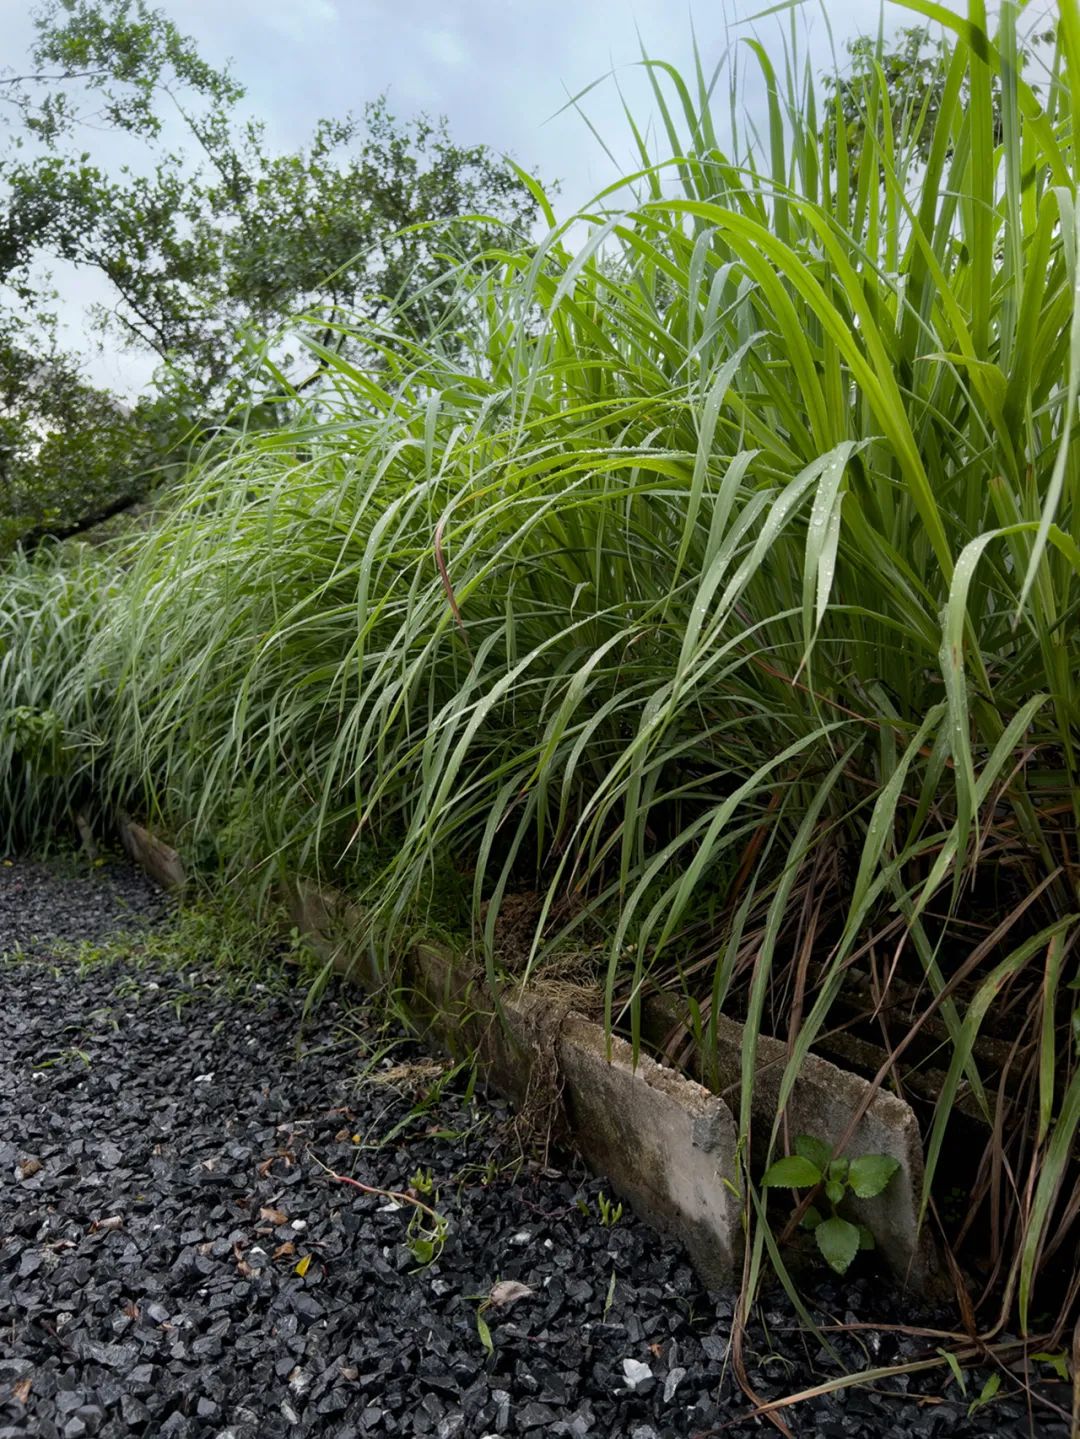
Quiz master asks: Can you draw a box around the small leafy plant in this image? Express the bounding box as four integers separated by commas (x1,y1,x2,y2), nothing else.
2,705,64,776
936,1349,1004,1418
401,1171,445,1266
472,1279,534,1355
404,1201,448,1267
762,1136,899,1275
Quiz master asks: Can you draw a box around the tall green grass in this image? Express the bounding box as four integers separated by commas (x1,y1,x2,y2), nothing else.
2,2,1077,1334
0,547,116,849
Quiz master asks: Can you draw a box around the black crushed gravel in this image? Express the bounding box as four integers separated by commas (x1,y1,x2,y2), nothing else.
0,858,170,953
0,857,1071,1439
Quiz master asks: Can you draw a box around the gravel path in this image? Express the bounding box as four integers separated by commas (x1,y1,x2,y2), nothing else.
0,858,1071,1439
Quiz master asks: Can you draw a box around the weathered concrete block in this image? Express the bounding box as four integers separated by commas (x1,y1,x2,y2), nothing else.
409,943,742,1285
118,817,186,892
557,1016,741,1287
282,878,374,986
645,998,939,1291
410,942,513,1080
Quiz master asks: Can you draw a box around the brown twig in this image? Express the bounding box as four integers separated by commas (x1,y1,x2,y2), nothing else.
696,1337,1074,1433
307,1150,443,1230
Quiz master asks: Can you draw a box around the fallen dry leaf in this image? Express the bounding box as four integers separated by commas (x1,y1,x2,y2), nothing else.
273,1242,296,1260
294,1254,312,1277
16,1157,42,1179
487,1280,534,1310
368,1059,447,1089
12,1378,31,1404
90,1215,123,1233
259,1206,288,1226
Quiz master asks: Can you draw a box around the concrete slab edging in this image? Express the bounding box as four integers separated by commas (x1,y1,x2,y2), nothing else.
118,816,187,893
645,997,941,1292
117,831,937,1294
283,880,743,1288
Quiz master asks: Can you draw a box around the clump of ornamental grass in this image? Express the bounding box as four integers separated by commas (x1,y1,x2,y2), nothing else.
1,0,1077,1360
0,546,120,852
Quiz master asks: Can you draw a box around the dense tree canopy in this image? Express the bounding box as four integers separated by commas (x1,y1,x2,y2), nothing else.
0,0,542,548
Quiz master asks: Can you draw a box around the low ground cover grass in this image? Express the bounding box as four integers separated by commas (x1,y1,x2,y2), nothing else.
1,0,1077,1350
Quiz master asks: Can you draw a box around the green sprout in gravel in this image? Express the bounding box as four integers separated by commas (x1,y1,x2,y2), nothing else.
596,1191,623,1228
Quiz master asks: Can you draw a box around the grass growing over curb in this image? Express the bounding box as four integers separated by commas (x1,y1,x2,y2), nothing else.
1,3,1077,1344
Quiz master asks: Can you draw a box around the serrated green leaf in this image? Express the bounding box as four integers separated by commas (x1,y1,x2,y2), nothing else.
814,1216,860,1275
857,1225,876,1251
762,1154,821,1189
794,1135,831,1172
824,1179,846,1206
848,1154,900,1199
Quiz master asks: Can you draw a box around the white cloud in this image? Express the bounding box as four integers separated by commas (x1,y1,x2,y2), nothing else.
423,26,467,67
263,0,338,43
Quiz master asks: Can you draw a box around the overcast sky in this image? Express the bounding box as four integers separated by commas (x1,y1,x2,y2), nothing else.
0,0,1050,393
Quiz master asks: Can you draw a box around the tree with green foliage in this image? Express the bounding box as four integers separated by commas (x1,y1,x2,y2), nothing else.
822,22,1056,172
0,0,541,548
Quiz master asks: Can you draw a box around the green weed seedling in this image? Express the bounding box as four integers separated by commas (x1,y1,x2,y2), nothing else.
408,1166,435,1196
1031,1351,1069,1383
596,1191,623,1228
405,1203,448,1268
935,1351,1003,1419
34,1046,91,1070
469,1279,535,1356
966,1372,1001,1418
475,1307,494,1357
762,1135,899,1275
401,1167,447,1268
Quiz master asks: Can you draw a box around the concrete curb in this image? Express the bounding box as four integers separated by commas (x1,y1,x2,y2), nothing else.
118,816,186,892
644,997,941,1292
557,1013,741,1289
282,884,744,1286
120,834,936,1294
